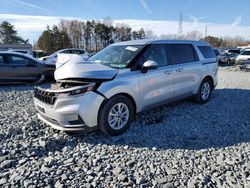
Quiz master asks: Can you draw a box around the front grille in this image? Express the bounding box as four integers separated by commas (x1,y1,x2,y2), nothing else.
34,87,57,105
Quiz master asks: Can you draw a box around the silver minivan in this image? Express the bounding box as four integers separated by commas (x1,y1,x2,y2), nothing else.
34,40,218,136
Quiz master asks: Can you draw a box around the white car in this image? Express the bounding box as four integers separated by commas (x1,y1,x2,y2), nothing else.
39,49,89,65
236,49,250,64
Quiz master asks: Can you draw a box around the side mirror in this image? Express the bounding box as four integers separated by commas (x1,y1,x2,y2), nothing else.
141,60,158,73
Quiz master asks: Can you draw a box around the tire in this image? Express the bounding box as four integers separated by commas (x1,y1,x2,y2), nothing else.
227,59,231,64
98,95,134,136
194,78,212,104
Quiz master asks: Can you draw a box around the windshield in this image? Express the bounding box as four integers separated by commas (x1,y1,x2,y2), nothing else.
241,50,250,55
89,45,144,69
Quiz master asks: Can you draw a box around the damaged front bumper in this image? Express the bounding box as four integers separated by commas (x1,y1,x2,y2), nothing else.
33,85,105,131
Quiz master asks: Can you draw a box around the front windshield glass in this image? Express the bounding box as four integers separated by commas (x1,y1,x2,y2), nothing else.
241,50,250,55
89,45,144,69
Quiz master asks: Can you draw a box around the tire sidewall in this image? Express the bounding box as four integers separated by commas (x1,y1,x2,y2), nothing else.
98,95,134,136
197,79,212,104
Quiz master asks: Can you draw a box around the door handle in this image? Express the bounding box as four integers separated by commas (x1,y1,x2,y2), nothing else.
176,68,183,72
164,70,173,75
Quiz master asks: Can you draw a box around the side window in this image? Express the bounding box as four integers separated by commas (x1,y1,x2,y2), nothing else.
170,44,198,64
198,46,216,58
60,50,71,54
9,55,30,65
0,55,4,64
71,50,84,54
78,50,85,54
139,44,167,67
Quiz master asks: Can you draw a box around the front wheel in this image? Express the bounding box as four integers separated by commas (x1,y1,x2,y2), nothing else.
98,95,134,136
194,78,212,104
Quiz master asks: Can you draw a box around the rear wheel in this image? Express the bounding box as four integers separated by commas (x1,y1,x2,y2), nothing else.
194,78,212,104
98,95,134,136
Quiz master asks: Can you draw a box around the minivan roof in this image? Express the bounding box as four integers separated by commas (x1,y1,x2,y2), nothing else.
112,39,210,46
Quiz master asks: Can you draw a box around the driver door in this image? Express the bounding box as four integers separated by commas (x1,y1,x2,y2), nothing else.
138,44,175,110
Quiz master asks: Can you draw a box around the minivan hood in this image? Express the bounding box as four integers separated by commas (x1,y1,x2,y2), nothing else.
54,55,118,81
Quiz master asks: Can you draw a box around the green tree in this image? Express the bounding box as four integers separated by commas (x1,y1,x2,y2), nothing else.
94,22,114,50
37,25,71,54
115,24,132,42
202,36,223,47
85,21,92,52
0,21,27,44
132,28,146,40
37,26,53,54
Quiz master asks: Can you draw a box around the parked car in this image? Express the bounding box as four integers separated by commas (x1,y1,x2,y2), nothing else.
226,49,241,54
237,45,250,52
34,39,218,136
225,53,238,64
0,52,55,84
213,49,226,64
39,49,89,65
236,49,250,64
240,60,250,71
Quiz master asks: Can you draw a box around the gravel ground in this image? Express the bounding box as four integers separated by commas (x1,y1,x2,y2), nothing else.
0,69,250,188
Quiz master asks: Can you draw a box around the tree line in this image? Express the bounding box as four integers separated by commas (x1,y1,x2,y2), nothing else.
160,31,250,48
1,20,250,55
37,18,148,54
0,21,28,44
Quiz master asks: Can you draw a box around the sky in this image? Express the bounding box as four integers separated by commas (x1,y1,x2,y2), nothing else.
0,0,250,43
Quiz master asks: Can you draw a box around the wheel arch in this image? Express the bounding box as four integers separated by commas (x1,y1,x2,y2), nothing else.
203,75,214,90
98,92,137,119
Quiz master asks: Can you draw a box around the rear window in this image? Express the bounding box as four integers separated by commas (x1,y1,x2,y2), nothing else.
60,50,71,54
170,44,198,64
71,50,85,55
199,46,216,58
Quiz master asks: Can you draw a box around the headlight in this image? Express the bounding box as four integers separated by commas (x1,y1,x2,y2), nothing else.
68,85,96,96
